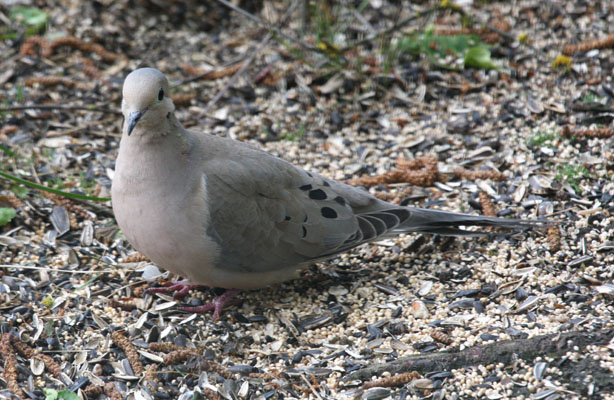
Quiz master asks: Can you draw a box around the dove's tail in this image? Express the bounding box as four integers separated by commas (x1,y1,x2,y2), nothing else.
391,207,550,236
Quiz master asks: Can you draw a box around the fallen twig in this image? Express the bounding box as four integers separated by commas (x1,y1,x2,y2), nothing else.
204,0,300,115
0,104,121,115
215,0,318,54
339,7,437,52
345,329,614,381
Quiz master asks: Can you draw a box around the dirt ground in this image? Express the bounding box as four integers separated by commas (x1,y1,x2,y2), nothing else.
0,1,613,399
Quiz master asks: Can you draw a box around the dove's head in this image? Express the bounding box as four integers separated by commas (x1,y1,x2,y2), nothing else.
122,68,174,136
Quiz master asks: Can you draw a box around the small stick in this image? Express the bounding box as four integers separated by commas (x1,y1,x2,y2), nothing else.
0,104,121,115
204,0,301,115
215,0,318,54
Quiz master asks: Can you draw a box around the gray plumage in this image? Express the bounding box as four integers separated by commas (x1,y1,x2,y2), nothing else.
112,68,543,290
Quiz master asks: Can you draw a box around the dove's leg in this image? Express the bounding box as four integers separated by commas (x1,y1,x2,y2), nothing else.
179,289,241,320
147,279,200,299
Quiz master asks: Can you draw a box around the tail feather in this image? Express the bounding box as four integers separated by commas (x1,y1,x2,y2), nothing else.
392,207,550,236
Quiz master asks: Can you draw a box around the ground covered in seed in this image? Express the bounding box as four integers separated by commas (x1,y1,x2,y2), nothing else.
0,1,613,399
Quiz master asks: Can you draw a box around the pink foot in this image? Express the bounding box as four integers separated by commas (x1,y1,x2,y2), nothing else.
179,289,241,320
147,279,201,299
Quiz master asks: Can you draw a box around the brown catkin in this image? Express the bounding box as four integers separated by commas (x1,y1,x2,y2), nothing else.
548,226,561,252
19,35,51,57
104,382,123,400
109,298,138,311
430,329,453,345
121,252,150,263
83,385,104,397
25,76,88,90
478,192,497,217
349,155,440,187
1,334,24,398
363,371,422,389
149,342,186,353
563,33,614,56
454,167,505,181
163,349,200,364
10,336,62,378
82,58,103,80
111,331,144,375
182,62,244,80
561,125,614,139
171,93,196,107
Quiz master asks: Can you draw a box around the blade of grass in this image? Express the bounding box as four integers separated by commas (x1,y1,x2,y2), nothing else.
0,170,111,202
0,144,17,157
73,274,102,291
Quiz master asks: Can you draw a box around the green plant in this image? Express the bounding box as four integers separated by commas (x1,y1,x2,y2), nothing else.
10,6,48,36
0,207,15,226
555,163,590,193
79,172,96,193
15,85,24,102
11,184,28,198
279,124,306,141
386,26,499,71
311,0,368,46
43,388,79,400
526,129,557,148
0,100,9,120
581,92,605,104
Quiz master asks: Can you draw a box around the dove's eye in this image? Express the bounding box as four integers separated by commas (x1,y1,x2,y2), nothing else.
158,88,164,101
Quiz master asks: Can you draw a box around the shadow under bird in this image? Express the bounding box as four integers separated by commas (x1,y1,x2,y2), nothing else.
112,68,551,319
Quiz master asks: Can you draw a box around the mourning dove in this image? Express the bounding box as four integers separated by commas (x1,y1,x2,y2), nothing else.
112,68,546,318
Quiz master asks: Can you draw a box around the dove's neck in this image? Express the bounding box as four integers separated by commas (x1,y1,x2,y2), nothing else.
116,114,196,187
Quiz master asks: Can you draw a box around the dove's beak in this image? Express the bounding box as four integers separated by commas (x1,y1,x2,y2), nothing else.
127,110,145,136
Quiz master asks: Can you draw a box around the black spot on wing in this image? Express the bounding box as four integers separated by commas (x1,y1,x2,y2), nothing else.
284,216,291,221
300,184,312,191
334,196,346,206
321,207,337,219
322,180,330,187
306,172,313,177
309,189,327,200
302,226,307,238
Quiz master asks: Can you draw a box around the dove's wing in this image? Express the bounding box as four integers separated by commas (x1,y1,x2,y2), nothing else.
202,136,380,273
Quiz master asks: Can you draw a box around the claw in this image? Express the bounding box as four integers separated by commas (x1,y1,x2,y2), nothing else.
146,279,200,299
179,289,240,320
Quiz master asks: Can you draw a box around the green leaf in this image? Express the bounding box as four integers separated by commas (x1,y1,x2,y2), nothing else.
57,390,80,400
43,388,59,400
10,7,48,34
393,28,487,71
0,207,15,226
464,46,499,69
11,184,28,199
